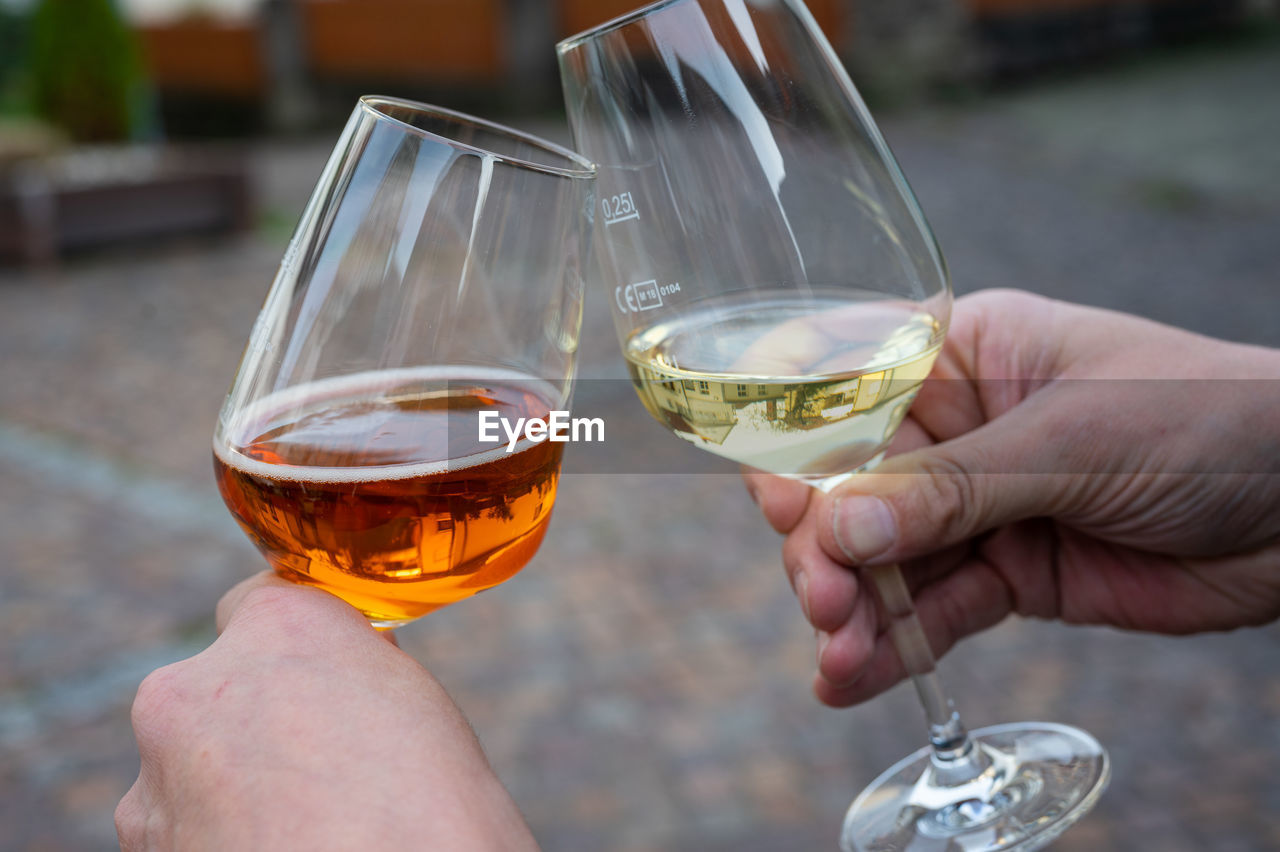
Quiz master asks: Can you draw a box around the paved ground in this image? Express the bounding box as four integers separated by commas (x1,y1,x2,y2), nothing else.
2,33,1279,851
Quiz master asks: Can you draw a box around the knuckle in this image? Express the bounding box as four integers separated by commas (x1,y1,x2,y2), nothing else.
114,788,147,850
131,664,186,737
967,287,1044,317
229,583,362,652
232,585,314,635
133,665,178,715
236,584,297,619
909,450,983,543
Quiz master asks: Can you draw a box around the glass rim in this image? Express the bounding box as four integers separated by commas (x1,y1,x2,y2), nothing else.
358,95,597,180
556,0,690,52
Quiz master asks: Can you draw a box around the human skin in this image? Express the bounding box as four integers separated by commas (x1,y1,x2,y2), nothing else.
116,573,538,851
743,289,1280,707
114,290,1280,845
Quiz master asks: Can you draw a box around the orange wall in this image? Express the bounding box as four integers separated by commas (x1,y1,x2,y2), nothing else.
138,0,1186,100
302,0,505,81
559,0,848,43
138,21,265,96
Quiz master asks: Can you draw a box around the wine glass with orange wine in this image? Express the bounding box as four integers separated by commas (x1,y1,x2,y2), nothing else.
213,97,595,628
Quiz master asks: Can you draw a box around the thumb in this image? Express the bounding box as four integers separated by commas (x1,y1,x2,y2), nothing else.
817,396,1080,567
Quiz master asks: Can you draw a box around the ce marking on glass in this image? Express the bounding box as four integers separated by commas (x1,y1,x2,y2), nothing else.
615,279,681,313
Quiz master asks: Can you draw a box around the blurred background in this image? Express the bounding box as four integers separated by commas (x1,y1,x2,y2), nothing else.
1,0,1278,849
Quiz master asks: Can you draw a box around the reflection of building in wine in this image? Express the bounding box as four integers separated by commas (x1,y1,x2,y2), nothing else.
784,371,893,431
630,368,773,444
630,366,903,445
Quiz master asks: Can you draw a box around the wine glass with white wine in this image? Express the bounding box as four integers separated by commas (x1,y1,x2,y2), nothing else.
558,2,1108,849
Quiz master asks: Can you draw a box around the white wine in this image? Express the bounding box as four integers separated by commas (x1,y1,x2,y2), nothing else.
623,293,944,481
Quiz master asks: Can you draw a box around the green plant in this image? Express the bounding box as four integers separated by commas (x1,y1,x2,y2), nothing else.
0,8,28,116
26,0,146,142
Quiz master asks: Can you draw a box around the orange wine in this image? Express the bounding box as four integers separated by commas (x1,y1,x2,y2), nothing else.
214,368,563,626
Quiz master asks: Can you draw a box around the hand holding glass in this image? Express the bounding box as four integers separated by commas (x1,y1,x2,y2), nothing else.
558,2,1107,848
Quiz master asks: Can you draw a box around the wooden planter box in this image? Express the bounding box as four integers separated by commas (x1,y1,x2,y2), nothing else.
0,147,251,264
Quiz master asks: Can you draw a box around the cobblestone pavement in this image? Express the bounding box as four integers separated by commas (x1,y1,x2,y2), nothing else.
3,36,1279,851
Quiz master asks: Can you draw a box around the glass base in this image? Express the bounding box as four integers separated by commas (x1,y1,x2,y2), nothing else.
841,722,1109,852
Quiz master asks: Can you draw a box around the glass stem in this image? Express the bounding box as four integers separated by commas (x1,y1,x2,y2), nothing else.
866,564,982,774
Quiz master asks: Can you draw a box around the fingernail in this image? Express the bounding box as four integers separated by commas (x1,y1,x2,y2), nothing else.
833,496,896,562
795,570,811,621
745,480,759,505
816,630,831,669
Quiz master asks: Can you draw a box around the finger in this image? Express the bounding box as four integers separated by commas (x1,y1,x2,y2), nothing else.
814,557,1014,707
114,782,148,851
813,289,1088,570
899,349,990,447
742,468,812,534
898,542,976,599
215,571,298,634
883,416,934,456
815,395,1080,569
815,630,902,708
115,748,166,852
813,578,879,689
782,508,859,633
215,572,398,646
